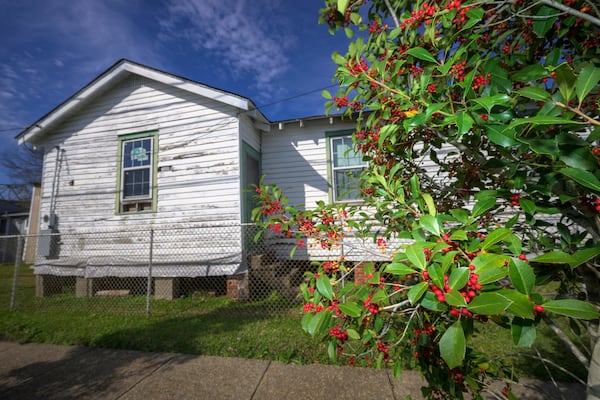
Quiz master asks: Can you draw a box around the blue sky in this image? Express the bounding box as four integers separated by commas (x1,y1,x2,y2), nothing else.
0,0,352,184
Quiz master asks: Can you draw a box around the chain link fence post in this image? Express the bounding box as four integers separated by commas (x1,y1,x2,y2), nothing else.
146,228,154,317
10,235,24,310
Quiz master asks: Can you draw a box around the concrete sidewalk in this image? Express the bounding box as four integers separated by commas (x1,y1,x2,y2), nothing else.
0,341,585,399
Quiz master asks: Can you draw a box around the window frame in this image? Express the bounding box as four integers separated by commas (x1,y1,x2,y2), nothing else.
326,130,367,203
115,131,158,214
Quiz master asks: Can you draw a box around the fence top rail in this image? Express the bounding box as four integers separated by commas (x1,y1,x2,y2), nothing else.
0,223,260,240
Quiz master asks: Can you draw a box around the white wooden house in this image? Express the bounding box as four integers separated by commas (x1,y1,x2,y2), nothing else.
16,59,384,299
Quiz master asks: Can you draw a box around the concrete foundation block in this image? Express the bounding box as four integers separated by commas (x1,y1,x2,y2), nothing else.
155,278,180,300
76,277,94,298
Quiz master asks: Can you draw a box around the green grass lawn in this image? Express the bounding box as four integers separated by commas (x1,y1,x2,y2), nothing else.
0,263,590,382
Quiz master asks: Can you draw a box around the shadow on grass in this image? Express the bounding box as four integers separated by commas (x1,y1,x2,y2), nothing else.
85,295,328,365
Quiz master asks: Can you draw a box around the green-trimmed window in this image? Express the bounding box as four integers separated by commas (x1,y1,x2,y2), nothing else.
117,131,158,213
329,134,366,202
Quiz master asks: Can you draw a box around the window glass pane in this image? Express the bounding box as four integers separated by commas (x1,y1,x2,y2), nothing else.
123,141,133,168
126,138,151,168
335,168,362,201
332,136,363,167
123,168,150,198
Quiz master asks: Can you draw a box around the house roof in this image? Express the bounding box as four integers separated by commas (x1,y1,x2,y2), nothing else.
16,59,269,145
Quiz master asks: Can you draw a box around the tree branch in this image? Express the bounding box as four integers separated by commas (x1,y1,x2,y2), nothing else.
539,0,600,28
383,0,400,28
543,315,590,368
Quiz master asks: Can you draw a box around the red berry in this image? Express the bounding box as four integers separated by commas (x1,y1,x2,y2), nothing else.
534,305,544,313
519,254,527,261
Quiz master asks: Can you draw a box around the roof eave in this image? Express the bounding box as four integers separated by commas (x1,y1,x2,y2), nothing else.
17,59,253,145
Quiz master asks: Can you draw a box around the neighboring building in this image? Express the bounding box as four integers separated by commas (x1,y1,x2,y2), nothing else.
0,200,29,263
16,59,383,299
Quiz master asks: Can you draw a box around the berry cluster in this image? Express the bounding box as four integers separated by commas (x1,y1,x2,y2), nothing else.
472,74,491,90
450,61,467,82
509,193,521,207
400,2,436,30
363,294,381,314
329,324,349,344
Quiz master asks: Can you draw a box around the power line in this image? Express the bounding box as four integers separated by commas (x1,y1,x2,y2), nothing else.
0,127,29,134
253,84,338,111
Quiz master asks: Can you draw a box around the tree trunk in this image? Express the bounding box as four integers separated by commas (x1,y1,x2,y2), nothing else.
583,263,600,399
588,330,600,400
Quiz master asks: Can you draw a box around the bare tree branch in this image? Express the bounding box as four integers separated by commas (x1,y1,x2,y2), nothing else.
539,0,600,27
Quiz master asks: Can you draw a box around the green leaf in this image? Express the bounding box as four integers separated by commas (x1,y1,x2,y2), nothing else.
554,63,577,102
316,275,333,301
486,125,518,147
470,94,511,114
559,168,600,192
338,302,362,318
337,0,349,14
421,291,448,311
405,242,428,270
439,322,466,369
332,52,346,66
462,7,484,30
482,228,511,250
379,124,401,148
405,47,438,64
305,310,332,336
328,340,337,361
422,192,436,216
472,197,497,218
449,230,468,241
559,146,597,171
471,253,510,285
427,264,445,289
456,112,474,136
322,90,332,99
448,267,470,291
498,289,534,319
509,116,583,129
543,299,600,320
512,64,548,82
445,290,467,307
517,86,552,102
571,246,600,268
467,292,513,315
533,6,557,38
519,198,536,215
347,328,360,340
576,65,600,104
344,26,354,39
349,12,362,25
449,209,470,224
517,137,558,158
530,251,575,265
408,282,429,305
511,318,536,347
420,214,441,237
385,263,417,275
509,259,535,296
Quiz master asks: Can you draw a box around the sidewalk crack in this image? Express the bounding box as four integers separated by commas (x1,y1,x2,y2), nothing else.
250,360,271,400
115,354,177,399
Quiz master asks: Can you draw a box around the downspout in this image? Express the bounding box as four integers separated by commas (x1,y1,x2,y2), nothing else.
49,146,63,230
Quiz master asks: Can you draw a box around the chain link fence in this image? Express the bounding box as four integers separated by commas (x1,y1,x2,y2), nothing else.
2,224,394,317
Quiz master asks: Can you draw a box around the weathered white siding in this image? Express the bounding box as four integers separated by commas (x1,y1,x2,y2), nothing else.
260,117,403,262
35,73,246,277
262,118,356,208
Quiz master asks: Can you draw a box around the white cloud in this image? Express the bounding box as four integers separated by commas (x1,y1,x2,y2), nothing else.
159,0,293,93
